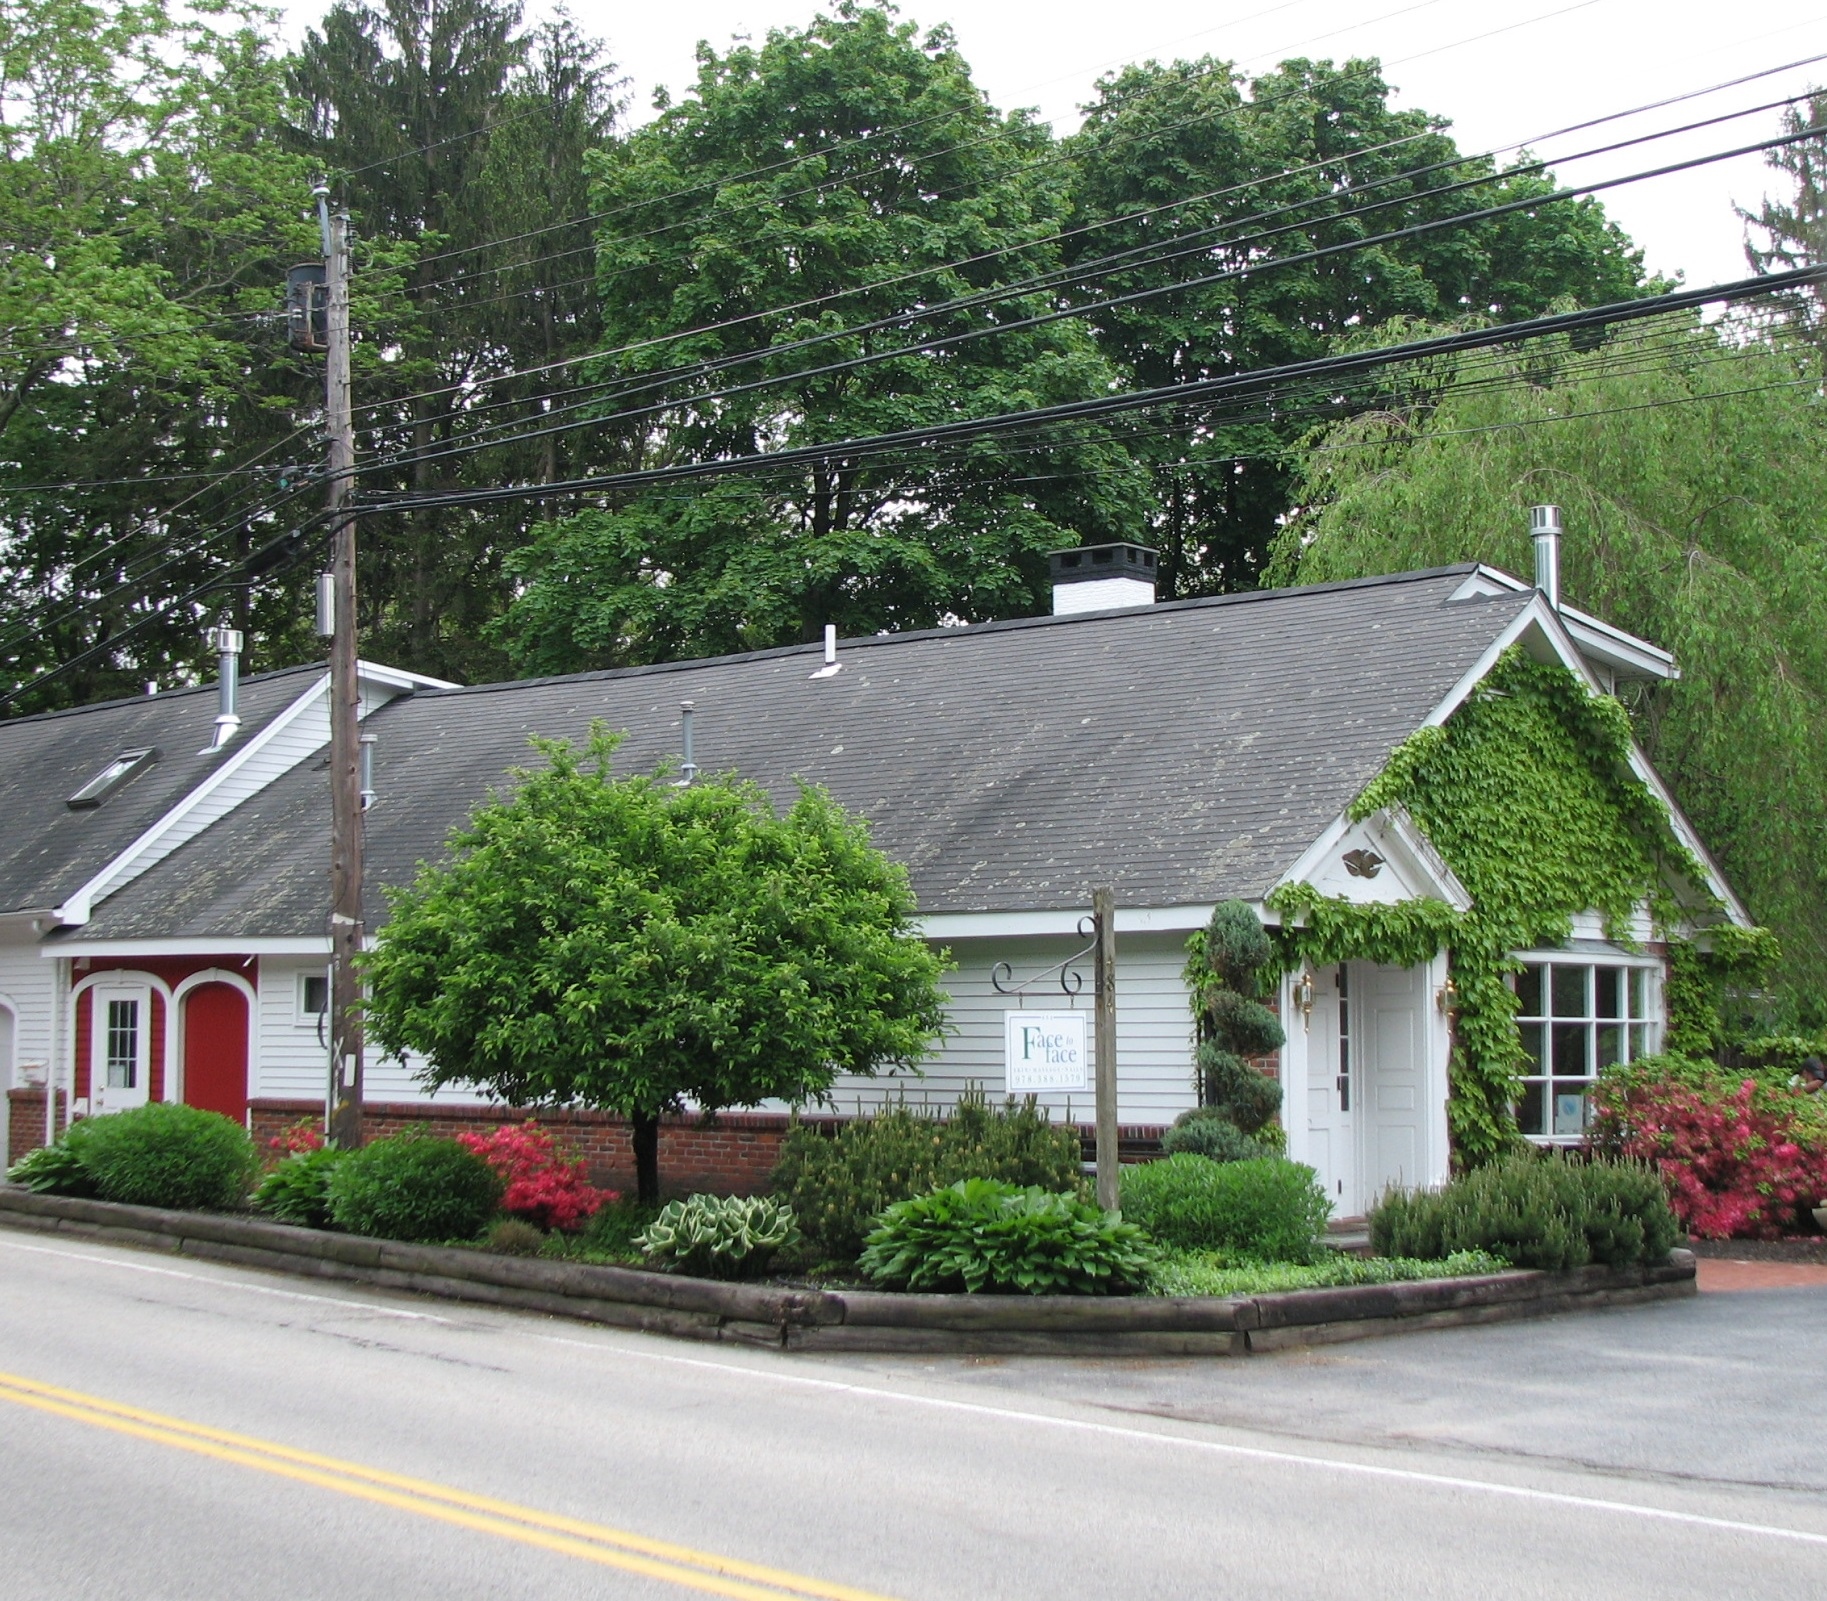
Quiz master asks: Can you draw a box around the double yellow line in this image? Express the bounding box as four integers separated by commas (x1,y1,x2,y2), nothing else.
0,1369,902,1601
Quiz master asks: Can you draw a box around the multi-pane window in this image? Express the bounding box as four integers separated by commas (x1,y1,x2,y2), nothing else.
1514,962,1655,1139
299,974,329,1019
104,998,139,1089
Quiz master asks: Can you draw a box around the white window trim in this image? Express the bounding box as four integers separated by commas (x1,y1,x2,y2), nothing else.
295,970,330,1028
1507,949,1665,1145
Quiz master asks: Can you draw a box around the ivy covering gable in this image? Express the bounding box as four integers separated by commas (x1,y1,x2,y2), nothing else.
1268,647,1738,1166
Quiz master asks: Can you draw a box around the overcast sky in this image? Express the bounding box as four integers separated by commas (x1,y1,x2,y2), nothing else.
528,0,1824,288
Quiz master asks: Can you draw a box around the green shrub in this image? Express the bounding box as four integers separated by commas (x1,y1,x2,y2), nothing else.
578,1196,657,1257
70,1103,257,1211
1119,1154,1332,1262
638,1193,798,1279
1148,1248,1510,1298
772,1093,1083,1261
326,1134,501,1243
1368,1152,1678,1269
484,1218,547,1256
252,1146,348,1229
859,1179,1154,1295
1193,1046,1284,1136
6,1135,97,1196
1160,1110,1269,1164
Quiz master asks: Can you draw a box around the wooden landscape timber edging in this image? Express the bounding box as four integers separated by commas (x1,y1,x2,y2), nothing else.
0,1187,1696,1356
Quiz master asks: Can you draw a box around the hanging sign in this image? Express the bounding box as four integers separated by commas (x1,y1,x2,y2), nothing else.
1004,1010,1089,1092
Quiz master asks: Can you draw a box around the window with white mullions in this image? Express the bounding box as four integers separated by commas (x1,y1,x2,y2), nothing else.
104,998,139,1089
1513,960,1656,1140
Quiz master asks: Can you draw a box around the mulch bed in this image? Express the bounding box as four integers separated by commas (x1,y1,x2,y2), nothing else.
1682,1236,1827,1266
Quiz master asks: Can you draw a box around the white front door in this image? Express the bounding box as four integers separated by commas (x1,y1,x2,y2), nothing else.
1306,963,1358,1216
1361,963,1428,1205
89,985,151,1116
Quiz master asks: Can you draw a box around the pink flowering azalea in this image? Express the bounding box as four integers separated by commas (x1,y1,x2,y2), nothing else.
455,1120,613,1232
1589,1076,1823,1240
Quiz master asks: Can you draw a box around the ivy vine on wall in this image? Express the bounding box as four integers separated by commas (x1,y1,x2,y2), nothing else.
1262,647,1758,1168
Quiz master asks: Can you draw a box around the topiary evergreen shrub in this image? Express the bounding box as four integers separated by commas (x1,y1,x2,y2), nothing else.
772,1092,1084,1261
1159,1108,1271,1163
326,1134,502,1243
1188,901,1285,1136
62,1103,258,1212
1120,1154,1331,1262
1368,1151,1678,1269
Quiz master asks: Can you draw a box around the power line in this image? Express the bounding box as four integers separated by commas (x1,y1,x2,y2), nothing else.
359,125,1826,484
364,266,1824,516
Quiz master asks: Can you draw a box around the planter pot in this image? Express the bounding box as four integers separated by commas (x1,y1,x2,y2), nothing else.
1812,1205,1827,1233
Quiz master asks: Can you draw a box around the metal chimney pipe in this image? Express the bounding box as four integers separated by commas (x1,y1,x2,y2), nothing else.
358,731,376,809
207,617,244,751
1530,504,1562,610
678,700,698,786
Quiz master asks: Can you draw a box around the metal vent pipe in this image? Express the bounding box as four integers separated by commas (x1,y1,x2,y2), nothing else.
207,618,244,751
1530,504,1562,610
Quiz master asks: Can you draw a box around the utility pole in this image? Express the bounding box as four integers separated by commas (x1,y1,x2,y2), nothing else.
1093,885,1119,1210
319,184,365,1150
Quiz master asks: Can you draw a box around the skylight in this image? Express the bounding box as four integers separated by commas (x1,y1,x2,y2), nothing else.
67,748,157,810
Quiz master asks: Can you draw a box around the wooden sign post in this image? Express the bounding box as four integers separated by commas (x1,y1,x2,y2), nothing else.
1093,885,1119,1211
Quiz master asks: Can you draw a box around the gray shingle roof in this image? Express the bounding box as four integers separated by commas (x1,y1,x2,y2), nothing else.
65,568,1530,940
0,666,321,915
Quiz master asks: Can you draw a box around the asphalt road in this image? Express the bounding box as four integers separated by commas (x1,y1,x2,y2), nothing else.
1,1228,1822,1600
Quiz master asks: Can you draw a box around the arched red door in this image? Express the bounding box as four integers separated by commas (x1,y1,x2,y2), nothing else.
182,983,248,1123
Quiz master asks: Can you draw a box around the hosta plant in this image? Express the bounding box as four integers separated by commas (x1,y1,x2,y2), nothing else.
638,1194,799,1279
253,1146,348,1229
859,1179,1155,1296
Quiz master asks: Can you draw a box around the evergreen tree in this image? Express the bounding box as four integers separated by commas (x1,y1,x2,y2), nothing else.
1740,88,1827,340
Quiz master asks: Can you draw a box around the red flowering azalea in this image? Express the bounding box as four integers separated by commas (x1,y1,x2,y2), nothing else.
267,1117,325,1157
455,1121,612,1232
1589,1076,1823,1240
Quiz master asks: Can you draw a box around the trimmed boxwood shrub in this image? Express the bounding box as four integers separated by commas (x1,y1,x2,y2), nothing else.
1368,1152,1678,1269
253,1146,349,1229
1159,1108,1270,1164
64,1103,257,1212
772,1093,1084,1262
859,1179,1154,1295
1120,1154,1332,1262
326,1134,501,1243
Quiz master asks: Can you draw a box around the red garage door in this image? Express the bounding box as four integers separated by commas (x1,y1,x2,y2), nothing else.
182,983,248,1122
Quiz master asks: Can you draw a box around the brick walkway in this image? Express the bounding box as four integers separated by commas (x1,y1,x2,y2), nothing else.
1695,1257,1827,1292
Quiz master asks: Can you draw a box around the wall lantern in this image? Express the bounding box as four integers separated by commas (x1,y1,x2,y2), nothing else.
1436,975,1461,1015
1292,969,1316,1031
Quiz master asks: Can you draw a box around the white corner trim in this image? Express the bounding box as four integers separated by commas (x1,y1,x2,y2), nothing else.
358,659,458,692
1463,566,1678,681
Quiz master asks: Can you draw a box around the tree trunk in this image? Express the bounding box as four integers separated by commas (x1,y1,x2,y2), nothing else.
631,1109,660,1206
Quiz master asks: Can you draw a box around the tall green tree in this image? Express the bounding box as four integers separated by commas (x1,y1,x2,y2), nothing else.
363,730,950,1202
497,3,1148,673
1266,316,1827,1024
0,0,330,711
1064,56,1649,594
1740,88,1826,339
288,0,620,681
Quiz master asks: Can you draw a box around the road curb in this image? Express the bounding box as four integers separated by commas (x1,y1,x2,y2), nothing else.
0,1186,1696,1354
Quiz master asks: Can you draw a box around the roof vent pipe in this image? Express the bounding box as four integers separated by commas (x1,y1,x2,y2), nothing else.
809,624,842,679
205,616,244,752
1530,504,1562,610
677,700,698,786
359,731,376,809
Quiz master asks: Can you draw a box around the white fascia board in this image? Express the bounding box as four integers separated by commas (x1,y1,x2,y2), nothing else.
1272,806,1471,914
51,673,332,926
918,904,1221,940
1457,567,1677,682
359,659,458,692
47,936,331,959
1622,745,1751,927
